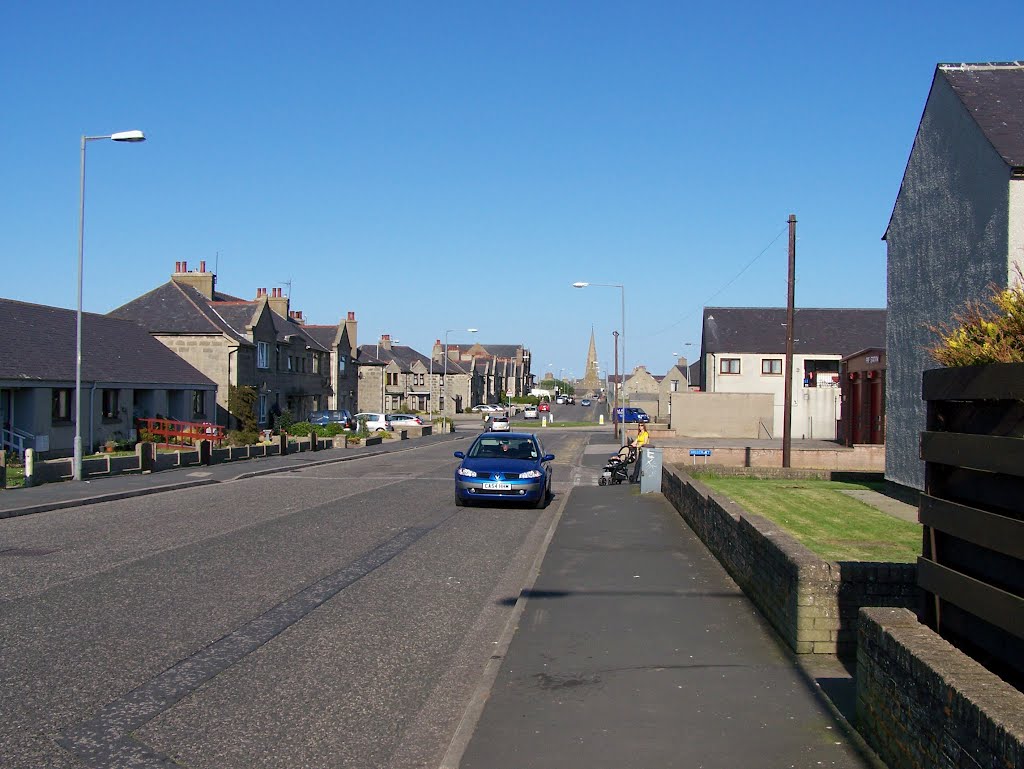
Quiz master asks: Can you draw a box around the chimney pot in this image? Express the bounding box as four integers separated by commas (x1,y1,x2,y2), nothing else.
182,261,187,272
347,311,355,321
297,310,303,319
175,261,181,272
199,260,206,273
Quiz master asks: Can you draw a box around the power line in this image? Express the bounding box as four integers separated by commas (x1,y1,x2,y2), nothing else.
650,225,788,337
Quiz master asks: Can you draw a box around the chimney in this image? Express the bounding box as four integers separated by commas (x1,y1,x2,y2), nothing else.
267,286,289,318
344,311,358,358
380,334,393,351
171,259,216,300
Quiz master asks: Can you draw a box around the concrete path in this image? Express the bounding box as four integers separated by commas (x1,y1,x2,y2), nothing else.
456,480,881,768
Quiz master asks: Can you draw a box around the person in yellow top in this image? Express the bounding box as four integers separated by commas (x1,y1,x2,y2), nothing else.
629,423,649,482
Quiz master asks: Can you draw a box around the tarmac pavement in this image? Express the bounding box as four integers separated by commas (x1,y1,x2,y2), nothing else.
453,449,883,769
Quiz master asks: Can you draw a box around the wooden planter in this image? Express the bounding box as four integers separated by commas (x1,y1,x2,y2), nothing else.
920,362,1024,690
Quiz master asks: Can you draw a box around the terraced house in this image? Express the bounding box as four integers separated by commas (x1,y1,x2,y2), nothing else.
110,262,358,429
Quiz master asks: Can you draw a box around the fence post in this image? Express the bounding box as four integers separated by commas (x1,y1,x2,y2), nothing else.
198,439,212,465
310,430,318,451
24,448,35,487
137,442,155,473
278,431,289,456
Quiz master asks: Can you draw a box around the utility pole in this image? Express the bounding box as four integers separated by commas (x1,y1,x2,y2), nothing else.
783,214,797,468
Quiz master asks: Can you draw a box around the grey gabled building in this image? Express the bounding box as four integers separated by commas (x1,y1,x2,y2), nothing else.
1,297,215,458
884,62,1024,491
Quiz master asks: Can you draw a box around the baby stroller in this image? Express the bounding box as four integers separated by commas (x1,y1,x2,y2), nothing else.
599,444,638,485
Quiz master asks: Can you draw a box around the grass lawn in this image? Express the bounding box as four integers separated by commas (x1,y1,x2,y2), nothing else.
695,475,921,563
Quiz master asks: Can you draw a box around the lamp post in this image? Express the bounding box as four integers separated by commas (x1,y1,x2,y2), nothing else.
74,130,146,481
441,327,477,432
573,281,626,447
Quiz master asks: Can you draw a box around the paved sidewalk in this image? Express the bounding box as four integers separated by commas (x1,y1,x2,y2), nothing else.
0,432,466,519
457,480,881,767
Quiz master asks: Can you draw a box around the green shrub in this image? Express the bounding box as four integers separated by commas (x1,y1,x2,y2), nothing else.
288,421,315,435
226,430,259,446
929,265,1024,366
323,423,348,437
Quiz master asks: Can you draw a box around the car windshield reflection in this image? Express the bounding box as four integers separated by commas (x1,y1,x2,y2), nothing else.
468,437,539,460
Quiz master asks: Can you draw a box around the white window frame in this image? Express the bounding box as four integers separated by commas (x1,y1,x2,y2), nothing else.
257,341,270,369
258,394,268,424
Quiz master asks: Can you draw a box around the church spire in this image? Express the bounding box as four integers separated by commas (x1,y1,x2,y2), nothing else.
581,327,602,393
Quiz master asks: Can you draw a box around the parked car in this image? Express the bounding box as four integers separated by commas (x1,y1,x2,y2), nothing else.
581,399,592,407
453,432,555,508
470,404,498,413
485,412,511,432
614,406,650,423
522,405,539,419
555,396,567,405
538,402,551,413
354,412,392,431
307,409,355,430
388,414,423,427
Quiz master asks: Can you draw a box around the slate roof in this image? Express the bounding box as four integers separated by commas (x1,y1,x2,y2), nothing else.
472,343,525,359
303,325,340,349
109,281,329,352
0,298,215,386
358,344,440,372
940,62,1024,168
702,307,886,356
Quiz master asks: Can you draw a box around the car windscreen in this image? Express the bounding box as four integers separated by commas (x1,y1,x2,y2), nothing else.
468,438,538,459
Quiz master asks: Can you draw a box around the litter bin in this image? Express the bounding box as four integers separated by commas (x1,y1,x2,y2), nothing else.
639,446,663,494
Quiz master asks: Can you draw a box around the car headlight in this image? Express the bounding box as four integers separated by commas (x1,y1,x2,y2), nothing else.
519,469,542,478
457,467,478,477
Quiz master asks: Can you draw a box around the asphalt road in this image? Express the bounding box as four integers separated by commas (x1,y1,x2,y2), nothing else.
0,432,587,769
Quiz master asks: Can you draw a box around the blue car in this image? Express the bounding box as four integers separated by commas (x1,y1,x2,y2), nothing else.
614,407,650,423
454,432,555,508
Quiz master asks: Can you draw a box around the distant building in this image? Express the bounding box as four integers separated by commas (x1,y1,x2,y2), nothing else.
698,307,886,440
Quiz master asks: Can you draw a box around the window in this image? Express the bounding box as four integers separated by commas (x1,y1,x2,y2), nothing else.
192,390,205,416
101,389,119,419
258,394,268,424
338,356,347,374
762,358,783,375
670,380,679,392
313,354,321,374
257,341,270,369
720,358,741,374
287,356,294,372
52,388,72,421
387,372,399,386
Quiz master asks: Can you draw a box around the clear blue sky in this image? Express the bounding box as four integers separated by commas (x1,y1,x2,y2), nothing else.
3,2,1023,381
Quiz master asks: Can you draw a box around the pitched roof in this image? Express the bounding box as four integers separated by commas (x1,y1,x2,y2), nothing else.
0,298,215,386
701,307,886,356
303,324,340,348
939,62,1024,168
109,281,329,352
358,344,435,372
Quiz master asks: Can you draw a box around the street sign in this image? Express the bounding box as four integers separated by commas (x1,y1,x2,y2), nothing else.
689,448,712,465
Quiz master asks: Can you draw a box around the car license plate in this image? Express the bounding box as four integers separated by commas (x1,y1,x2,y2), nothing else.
482,482,512,490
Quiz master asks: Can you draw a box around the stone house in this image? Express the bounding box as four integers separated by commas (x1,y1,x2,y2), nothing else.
110,261,349,429
1,297,215,458
359,335,481,416
303,312,360,417
658,363,690,422
622,365,661,418
884,62,1024,491
696,307,886,440
445,342,533,403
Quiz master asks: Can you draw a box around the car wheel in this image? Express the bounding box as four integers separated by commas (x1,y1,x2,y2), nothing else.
455,493,465,507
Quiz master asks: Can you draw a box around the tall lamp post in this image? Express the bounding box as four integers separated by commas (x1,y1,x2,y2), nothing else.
74,130,146,481
573,281,626,447
441,327,477,432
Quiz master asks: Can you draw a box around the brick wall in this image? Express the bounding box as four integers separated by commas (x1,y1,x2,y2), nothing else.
857,607,1024,769
662,464,918,656
663,444,884,471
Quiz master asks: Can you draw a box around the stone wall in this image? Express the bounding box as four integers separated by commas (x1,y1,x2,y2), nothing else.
857,607,1024,769
664,444,884,472
661,464,918,656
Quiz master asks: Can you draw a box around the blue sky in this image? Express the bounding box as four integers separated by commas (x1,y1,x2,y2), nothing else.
3,2,1023,381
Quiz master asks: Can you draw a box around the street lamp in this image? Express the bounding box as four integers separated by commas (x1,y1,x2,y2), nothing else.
74,130,147,481
573,281,626,447
441,327,477,432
